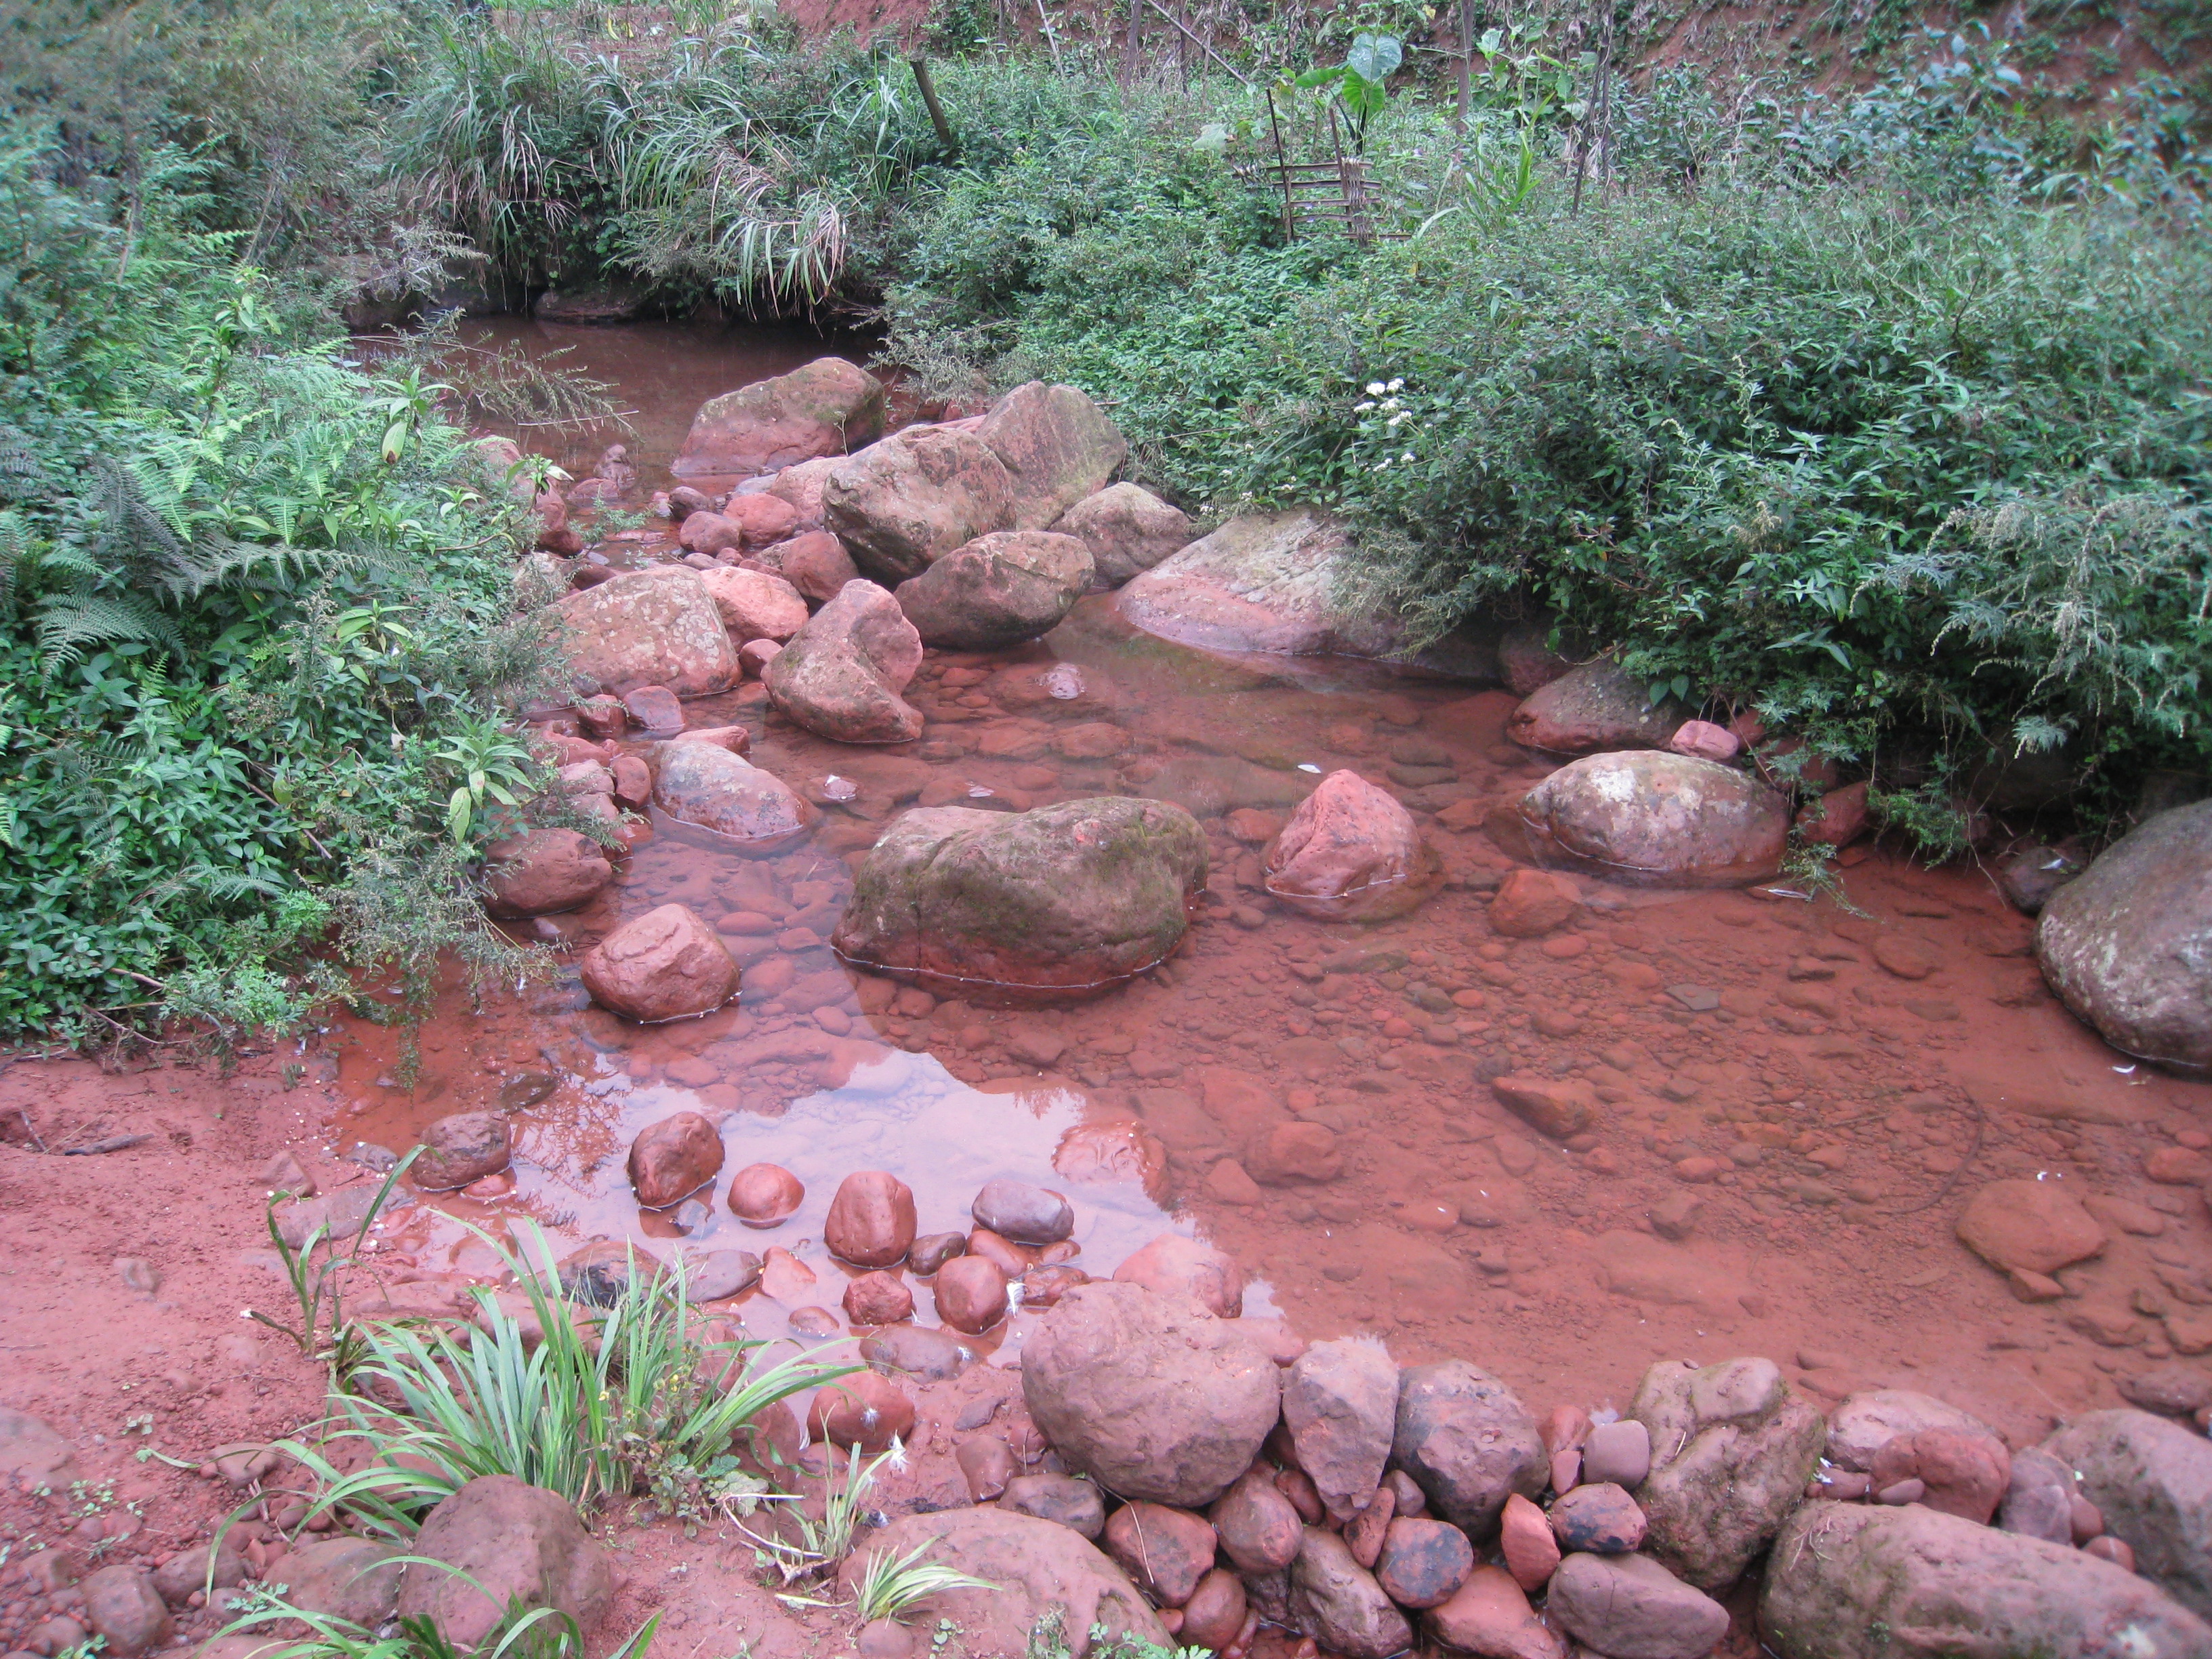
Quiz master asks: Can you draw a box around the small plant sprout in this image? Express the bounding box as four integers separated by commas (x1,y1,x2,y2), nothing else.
847,1542,995,1627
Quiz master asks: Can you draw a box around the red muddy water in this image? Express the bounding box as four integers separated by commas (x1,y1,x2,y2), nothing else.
318,321,2212,1453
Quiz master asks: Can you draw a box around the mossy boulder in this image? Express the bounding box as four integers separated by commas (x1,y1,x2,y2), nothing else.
830,796,1206,1001
1759,1500,2211,1659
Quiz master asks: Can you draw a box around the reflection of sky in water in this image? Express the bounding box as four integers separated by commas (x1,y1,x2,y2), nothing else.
470,1045,1273,1357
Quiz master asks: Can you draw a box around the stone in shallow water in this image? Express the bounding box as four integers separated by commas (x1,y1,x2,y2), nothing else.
831,796,1206,1001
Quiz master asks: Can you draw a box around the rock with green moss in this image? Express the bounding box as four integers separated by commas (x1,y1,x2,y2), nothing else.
1629,1357,1825,1592
1759,1500,2212,1659
831,796,1206,1000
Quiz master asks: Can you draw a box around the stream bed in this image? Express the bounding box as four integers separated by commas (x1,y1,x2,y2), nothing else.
325,316,2212,1440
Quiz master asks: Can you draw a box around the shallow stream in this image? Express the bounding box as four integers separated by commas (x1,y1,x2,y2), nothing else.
325,316,2212,1439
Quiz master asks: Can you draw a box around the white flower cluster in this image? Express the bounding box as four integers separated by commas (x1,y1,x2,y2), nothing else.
1354,378,1416,468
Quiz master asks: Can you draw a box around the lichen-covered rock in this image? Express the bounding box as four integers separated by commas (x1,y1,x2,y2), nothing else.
552,567,738,697
832,1508,1168,1658
893,530,1093,649
2036,800,2212,1076
2045,1408,2212,1620
1491,751,1790,888
823,426,1014,586
764,579,924,744
1118,510,1496,676
831,796,1206,1000
1509,660,1685,754
1629,1357,1824,1592
975,381,1130,530
1052,482,1191,588
649,742,811,843
697,565,808,641
1759,1500,2212,1659
672,358,885,478
1021,1282,1280,1508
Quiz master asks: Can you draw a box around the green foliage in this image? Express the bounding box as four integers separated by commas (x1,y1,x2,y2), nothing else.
249,1149,419,1365
844,1543,995,1626
0,116,571,1042
284,1230,854,1529
882,52,2211,813
218,1578,660,1659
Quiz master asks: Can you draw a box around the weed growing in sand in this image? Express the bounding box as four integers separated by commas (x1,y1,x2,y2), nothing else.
845,1543,994,1626
739,1441,901,1591
282,1227,852,1528
251,1151,418,1364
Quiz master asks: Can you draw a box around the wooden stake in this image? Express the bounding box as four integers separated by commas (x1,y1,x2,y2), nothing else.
909,56,956,151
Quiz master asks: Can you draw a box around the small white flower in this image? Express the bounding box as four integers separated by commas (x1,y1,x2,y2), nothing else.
1387,377,1405,392
884,1434,909,1473
1353,401,1376,413
1364,381,1386,396
1374,458,1392,470
1402,452,1417,464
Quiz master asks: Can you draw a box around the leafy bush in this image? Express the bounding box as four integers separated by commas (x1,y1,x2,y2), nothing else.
881,52,2212,808
0,132,567,1041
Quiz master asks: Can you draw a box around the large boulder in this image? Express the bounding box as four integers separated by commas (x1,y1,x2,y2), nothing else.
1118,511,1496,676
697,565,807,642
1264,768,1440,921
483,828,613,918
1491,751,1790,888
2036,800,2212,1075
893,530,1094,649
823,426,1014,585
1284,1338,1400,1521
831,797,1206,1000
671,358,885,478
976,381,1129,530
1021,1281,1281,1507
1052,482,1191,588
1759,1500,2212,1659
579,903,739,1023
764,579,924,744
833,1508,1168,1657
1629,1357,1825,1592
552,567,739,697
2045,1408,2212,1620
398,1475,612,1653
1509,661,1685,754
649,742,811,844
1391,1361,1546,1538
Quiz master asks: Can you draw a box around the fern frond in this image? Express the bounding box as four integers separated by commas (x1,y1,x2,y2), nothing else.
34,591,186,668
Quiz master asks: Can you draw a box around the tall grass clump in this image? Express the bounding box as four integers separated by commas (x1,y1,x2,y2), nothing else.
285,1234,854,1532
